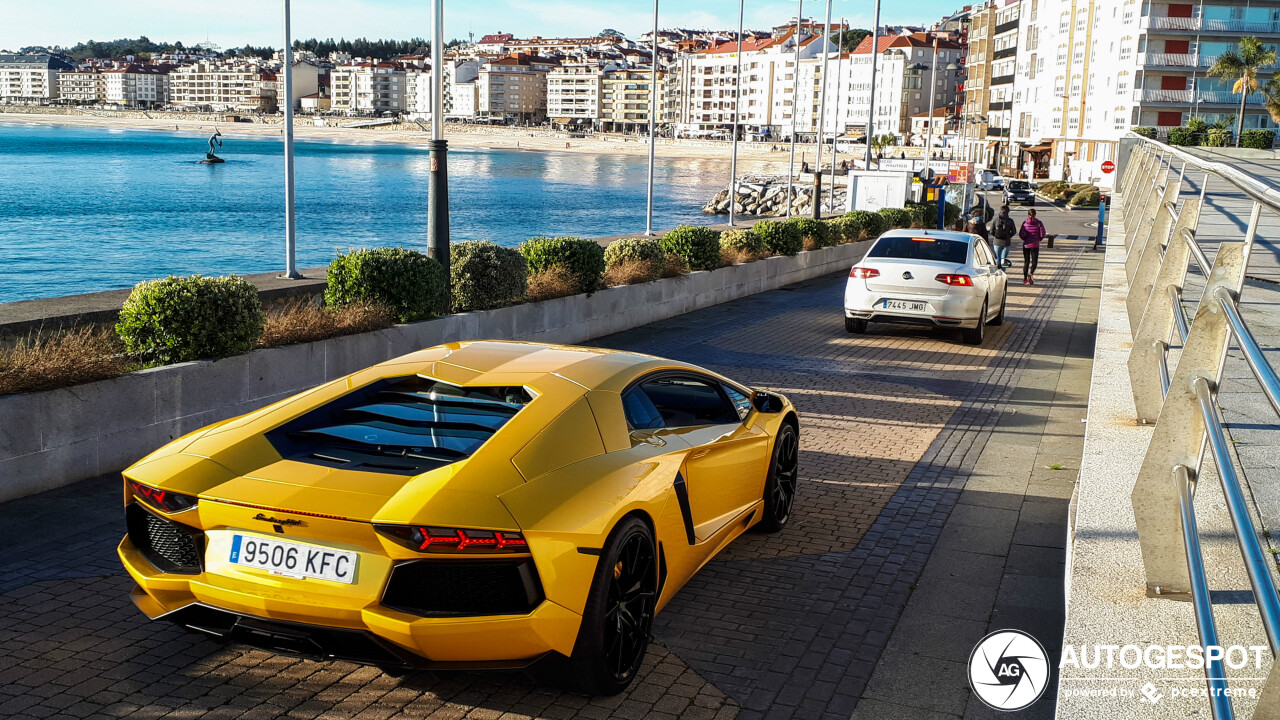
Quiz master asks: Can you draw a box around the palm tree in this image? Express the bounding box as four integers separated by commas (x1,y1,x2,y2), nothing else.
1205,36,1278,146
1266,78,1280,125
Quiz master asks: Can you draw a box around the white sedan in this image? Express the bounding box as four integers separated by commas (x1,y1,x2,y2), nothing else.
844,229,1009,345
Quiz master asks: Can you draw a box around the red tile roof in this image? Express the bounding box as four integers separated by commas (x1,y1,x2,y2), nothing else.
478,33,514,45
851,32,963,54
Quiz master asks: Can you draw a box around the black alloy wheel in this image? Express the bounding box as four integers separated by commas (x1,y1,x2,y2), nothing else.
845,317,867,334
963,300,987,345
757,423,798,532
566,517,657,695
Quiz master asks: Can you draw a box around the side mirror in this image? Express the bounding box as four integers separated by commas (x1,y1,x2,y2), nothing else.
751,391,784,414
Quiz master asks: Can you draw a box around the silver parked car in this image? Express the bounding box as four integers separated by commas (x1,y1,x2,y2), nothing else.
843,229,1009,345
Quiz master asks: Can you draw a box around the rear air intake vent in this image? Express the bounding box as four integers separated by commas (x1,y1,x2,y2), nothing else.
265,376,531,476
127,504,204,574
382,560,544,617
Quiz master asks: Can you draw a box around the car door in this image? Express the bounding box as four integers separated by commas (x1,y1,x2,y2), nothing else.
970,239,999,316
632,374,770,542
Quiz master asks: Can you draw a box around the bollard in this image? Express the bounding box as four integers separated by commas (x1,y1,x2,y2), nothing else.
1095,194,1108,249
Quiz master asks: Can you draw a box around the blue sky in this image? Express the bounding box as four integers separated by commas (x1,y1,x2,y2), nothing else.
2,0,959,51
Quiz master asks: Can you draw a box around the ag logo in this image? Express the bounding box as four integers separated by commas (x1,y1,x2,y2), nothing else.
968,629,1050,711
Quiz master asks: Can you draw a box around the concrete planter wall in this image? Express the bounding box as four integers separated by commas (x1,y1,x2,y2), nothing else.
0,241,869,502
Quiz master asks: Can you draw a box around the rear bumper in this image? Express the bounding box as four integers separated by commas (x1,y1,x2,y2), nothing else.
120,536,583,666
844,286,986,329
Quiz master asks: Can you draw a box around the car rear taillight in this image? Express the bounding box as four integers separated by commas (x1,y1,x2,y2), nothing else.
376,525,530,553
935,274,974,286
129,480,198,513
850,267,880,279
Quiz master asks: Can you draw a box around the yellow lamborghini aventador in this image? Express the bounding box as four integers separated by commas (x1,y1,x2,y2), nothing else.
119,340,799,695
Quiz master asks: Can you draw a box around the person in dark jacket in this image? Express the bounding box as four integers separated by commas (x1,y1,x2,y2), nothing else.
1019,208,1047,285
966,211,989,242
991,205,1016,268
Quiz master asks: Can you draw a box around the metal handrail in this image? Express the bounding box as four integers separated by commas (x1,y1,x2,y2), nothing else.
1217,287,1280,420
1170,285,1190,343
1124,131,1280,217
1184,228,1211,276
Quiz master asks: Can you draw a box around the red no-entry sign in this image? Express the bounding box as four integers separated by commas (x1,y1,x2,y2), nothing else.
1101,160,1116,174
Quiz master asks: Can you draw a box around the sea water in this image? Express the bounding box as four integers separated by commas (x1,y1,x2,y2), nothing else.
0,123,765,304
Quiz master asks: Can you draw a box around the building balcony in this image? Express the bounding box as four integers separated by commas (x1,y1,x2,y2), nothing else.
1142,16,1280,34
1133,88,1267,103
987,127,1011,137
995,19,1020,34
988,100,1013,111
993,47,1017,60
991,74,1015,86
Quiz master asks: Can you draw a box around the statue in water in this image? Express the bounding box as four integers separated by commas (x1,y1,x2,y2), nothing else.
204,130,224,163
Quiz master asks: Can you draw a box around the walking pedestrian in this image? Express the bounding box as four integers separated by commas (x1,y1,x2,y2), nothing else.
1019,208,1047,285
965,211,989,242
991,205,1016,268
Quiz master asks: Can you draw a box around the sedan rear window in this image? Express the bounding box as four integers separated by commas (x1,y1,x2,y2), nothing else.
867,236,969,264
1009,181,1031,190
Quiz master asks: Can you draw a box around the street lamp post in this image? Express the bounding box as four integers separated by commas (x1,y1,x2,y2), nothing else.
828,17,844,211
645,0,659,235
811,0,833,219
728,0,744,227
281,0,302,279
785,0,802,219
427,0,451,299
864,0,881,171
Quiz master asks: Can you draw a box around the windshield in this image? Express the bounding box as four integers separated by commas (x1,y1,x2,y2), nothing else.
868,236,969,264
1009,181,1031,190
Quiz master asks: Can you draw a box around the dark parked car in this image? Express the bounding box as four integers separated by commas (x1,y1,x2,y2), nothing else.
1004,180,1035,206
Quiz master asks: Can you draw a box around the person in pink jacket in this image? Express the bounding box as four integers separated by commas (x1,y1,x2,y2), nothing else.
1019,209,1047,285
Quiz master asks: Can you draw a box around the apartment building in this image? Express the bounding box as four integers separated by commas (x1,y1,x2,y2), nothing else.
967,0,1022,170
404,59,480,120
331,61,405,114
102,65,171,107
0,53,74,103
600,67,664,132
831,33,965,139
170,60,272,111
477,54,558,123
547,63,603,126
508,36,617,56
57,69,103,104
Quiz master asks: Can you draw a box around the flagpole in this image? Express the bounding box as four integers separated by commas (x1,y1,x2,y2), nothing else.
427,0,451,301
281,0,301,278
828,17,844,211
728,0,745,227
645,0,659,235
812,0,832,219
864,0,880,171
785,0,802,219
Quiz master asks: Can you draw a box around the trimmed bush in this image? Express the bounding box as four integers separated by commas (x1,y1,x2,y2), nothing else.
1205,128,1232,147
1068,186,1101,206
944,202,962,227
844,210,886,239
878,207,914,229
326,247,447,323
1167,127,1198,146
1133,126,1158,139
1242,129,1276,150
604,237,666,270
719,228,768,255
753,219,803,256
1038,181,1071,200
519,236,607,293
829,215,861,242
788,217,835,248
117,275,264,363
450,240,528,312
659,224,722,271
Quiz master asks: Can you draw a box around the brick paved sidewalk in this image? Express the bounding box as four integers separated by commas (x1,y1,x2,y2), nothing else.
0,240,1100,720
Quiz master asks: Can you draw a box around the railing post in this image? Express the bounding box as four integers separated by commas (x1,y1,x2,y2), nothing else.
1119,141,1150,198
1127,179,1182,333
1131,203,1259,597
1128,197,1203,421
1125,153,1164,246
1125,166,1172,278
1119,147,1152,224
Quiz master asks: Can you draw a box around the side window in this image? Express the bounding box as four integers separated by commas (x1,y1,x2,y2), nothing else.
639,376,739,428
723,385,752,421
975,241,994,266
622,387,665,430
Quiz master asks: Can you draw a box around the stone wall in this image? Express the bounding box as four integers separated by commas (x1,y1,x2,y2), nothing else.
703,177,848,217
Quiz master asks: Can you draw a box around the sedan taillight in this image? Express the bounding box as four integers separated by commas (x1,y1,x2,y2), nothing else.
129,480,198,513
376,525,530,553
935,274,974,286
850,267,880,279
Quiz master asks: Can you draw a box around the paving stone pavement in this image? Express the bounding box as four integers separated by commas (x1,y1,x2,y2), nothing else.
0,240,1099,720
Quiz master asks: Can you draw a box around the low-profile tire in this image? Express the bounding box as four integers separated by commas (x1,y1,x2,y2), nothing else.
755,422,799,533
845,317,867,334
962,300,987,345
988,291,1006,326
565,517,657,696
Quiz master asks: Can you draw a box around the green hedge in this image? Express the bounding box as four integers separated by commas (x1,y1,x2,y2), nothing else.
659,225,722,271
844,210,886,239
1242,129,1276,150
450,240,527,312
1038,181,1071,199
1067,186,1101,206
604,237,666,269
829,215,861,241
753,220,803,256
519,236,607,293
787,217,835,248
1168,127,1198,146
1133,127,1158,139
878,207,914,229
117,275,264,363
719,228,767,255
325,247,448,323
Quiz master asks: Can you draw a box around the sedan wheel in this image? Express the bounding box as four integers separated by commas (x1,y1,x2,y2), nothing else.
962,300,987,345
756,423,798,532
988,292,1006,326
845,317,867,334
566,518,657,695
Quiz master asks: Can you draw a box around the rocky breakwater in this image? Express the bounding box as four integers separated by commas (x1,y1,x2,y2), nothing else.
702,175,848,217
